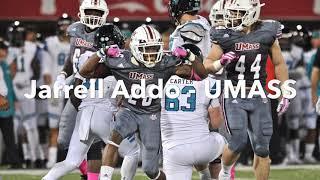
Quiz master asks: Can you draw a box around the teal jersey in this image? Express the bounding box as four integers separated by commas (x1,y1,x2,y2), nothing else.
307,53,320,96
0,61,15,117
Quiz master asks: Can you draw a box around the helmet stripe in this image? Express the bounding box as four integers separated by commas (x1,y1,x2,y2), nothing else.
146,25,154,40
143,26,150,40
150,26,157,40
92,0,98,5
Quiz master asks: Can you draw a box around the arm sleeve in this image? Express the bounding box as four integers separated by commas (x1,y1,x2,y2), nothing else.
0,68,8,96
275,21,282,39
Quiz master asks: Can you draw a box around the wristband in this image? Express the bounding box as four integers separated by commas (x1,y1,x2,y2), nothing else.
96,48,106,58
188,50,196,62
60,71,67,77
212,60,223,71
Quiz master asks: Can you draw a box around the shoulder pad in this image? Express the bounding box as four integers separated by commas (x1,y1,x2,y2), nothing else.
261,20,282,39
210,27,229,44
67,22,84,37
180,22,206,44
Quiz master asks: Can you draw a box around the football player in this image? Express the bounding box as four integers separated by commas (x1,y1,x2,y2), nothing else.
281,31,318,164
204,0,290,179
6,21,24,78
161,72,225,180
41,13,72,168
209,0,225,28
13,25,45,168
167,0,226,179
42,24,140,180
208,1,238,179
299,31,319,163
79,24,207,180
52,0,109,179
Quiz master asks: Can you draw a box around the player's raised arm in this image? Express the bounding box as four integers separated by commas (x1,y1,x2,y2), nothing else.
204,44,238,74
173,45,207,80
79,53,101,78
80,45,120,78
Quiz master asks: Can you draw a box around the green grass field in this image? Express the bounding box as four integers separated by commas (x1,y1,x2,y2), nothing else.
1,166,320,180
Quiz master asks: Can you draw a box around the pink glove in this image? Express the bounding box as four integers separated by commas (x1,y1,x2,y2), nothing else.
172,46,188,58
277,98,290,115
107,45,121,58
220,51,237,65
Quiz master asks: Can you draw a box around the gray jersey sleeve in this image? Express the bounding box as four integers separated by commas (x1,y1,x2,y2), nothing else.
260,20,282,43
210,28,231,51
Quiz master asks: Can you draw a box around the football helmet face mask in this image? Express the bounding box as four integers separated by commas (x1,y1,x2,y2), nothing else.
224,0,265,31
130,25,164,68
94,24,125,49
168,0,201,25
79,0,109,30
209,0,225,27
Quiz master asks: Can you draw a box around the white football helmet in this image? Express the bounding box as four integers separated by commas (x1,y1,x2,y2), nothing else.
130,25,164,68
79,0,109,30
209,0,225,27
224,0,265,31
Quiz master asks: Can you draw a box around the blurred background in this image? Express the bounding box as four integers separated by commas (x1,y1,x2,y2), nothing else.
0,0,320,175
0,0,320,36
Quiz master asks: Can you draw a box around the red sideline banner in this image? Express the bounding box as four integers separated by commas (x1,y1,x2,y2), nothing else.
0,0,319,20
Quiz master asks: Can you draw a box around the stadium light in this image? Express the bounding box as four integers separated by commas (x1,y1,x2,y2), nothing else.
146,17,152,23
114,17,120,23
14,21,20,26
62,13,69,18
296,25,302,31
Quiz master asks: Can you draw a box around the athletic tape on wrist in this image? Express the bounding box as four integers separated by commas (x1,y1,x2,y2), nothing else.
60,71,67,77
212,60,223,72
107,140,120,148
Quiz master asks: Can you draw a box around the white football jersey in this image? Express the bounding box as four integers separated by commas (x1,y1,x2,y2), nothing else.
303,48,317,65
161,75,220,149
13,41,37,87
42,36,70,84
7,47,23,65
169,15,211,58
282,45,304,71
